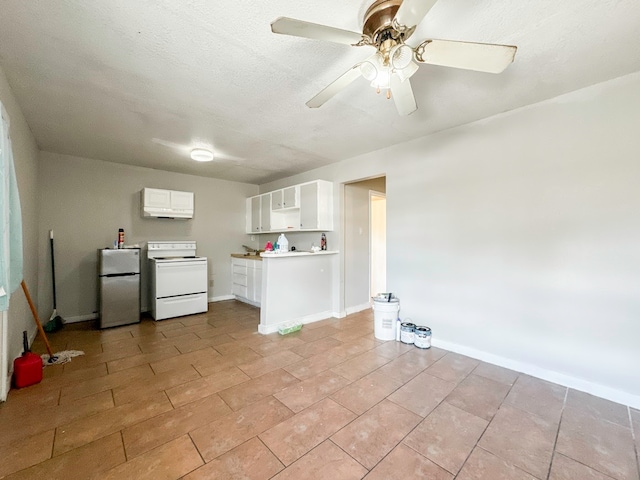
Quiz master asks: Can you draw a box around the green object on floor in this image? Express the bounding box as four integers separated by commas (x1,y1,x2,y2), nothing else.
278,323,302,335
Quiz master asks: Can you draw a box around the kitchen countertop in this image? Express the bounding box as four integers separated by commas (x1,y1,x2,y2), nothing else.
231,253,263,261
260,250,338,258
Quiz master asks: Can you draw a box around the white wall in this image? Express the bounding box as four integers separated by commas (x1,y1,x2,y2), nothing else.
260,72,640,407
0,65,39,398
37,152,258,320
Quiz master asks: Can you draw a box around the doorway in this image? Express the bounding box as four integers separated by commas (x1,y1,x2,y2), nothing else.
343,177,386,313
370,191,386,297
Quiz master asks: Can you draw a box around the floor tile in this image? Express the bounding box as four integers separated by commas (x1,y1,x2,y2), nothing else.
273,440,368,480
0,429,55,478
59,364,152,404
479,404,558,479
275,370,351,413
549,453,619,480
444,373,511,421
149,346,220,374
503,374,566,423
260,397,356,466
425,352,479,384
238,350,304,378
456,447,539,480
565,389,630,428
3,432,125,480
183,437,283,480
331,370,404,415
364,443,453,480
112,364,201,405
330,350,392,381
388,371,456,417
404,401,488,474
164,366,249,407
190,396,293,461
219,368,300,411
123,393,231,458
556,407,638,480
284,349,348,380
472,362,520,386
376,348,442,384
53,391,173,455
290,336,343,358
98,434,203,480
332,399,421,469
106,345,180,373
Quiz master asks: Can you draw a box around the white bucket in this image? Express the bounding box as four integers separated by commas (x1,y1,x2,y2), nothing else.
372,296,400,341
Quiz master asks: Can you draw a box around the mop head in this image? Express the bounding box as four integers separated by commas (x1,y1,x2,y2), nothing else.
41,350,85,366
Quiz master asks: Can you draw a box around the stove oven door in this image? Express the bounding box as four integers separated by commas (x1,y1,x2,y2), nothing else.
152,259,208,320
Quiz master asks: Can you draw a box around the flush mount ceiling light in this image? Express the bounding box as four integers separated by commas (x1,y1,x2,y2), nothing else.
190,148,214,162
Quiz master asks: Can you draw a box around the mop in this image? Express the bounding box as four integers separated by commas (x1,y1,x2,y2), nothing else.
44,230,63,332
20,280,83,365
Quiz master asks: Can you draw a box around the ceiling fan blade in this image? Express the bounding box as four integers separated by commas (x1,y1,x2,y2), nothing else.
415,39,517,73
394,0,438,28
306,66,363,108
271,17,364,45
390,76,417,116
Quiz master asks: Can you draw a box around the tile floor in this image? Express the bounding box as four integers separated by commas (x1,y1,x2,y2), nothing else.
1,300,639,479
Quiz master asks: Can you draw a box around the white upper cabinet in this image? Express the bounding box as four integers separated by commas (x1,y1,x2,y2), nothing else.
142,188,194,218
246,180,333,233
271,186,298,210
260,193,271,232
300,181,333,230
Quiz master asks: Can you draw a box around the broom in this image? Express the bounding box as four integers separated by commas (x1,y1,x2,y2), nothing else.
20,280,83,365
44,230,63,332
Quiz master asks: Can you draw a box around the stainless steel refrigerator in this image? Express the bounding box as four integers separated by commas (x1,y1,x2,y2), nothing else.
98,248,141,328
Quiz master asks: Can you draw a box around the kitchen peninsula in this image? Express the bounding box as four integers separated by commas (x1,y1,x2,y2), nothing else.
258,250,339,334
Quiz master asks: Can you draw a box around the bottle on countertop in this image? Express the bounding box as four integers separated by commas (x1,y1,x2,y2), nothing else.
320,233,327,251
118,228,125,249
277,233,289,253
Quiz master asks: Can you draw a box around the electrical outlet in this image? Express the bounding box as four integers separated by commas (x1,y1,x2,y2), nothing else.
209,280,214,288
251,235,255,241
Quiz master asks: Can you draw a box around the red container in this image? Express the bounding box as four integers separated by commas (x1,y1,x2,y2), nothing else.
13,353,43,388
13,331,43,389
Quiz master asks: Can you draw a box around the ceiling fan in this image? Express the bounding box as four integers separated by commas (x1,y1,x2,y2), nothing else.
271,0,517,115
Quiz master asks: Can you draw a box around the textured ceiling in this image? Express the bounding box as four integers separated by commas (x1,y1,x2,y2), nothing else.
1,0,639,184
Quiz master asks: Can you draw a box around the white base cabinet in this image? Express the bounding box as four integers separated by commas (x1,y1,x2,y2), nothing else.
231,257,262,307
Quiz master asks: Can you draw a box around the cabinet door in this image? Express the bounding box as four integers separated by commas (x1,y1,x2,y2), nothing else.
170,191,194,210
299,182,318,230
250,196,261,233
260,194,271,232
144,188,171,209
271,190,283,210
282,186,298,208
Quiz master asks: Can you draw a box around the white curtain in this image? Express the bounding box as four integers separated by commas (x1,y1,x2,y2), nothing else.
0,101,23,312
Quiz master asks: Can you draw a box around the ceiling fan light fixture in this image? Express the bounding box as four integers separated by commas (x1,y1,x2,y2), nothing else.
359,61,378,81
394,61,419,82
190,148,214,162
390,44,413,70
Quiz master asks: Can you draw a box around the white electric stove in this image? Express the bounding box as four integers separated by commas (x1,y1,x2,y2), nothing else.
147,241,208,320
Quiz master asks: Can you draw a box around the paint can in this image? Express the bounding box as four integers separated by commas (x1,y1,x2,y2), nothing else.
414,326,432,349
400,322,416,344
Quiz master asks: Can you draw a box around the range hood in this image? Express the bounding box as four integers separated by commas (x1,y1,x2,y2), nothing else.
141,188,194,219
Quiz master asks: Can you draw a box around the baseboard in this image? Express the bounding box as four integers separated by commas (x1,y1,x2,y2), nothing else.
258,310,334,335
432,338,640,410
345,302,372,316
208,295,235,303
